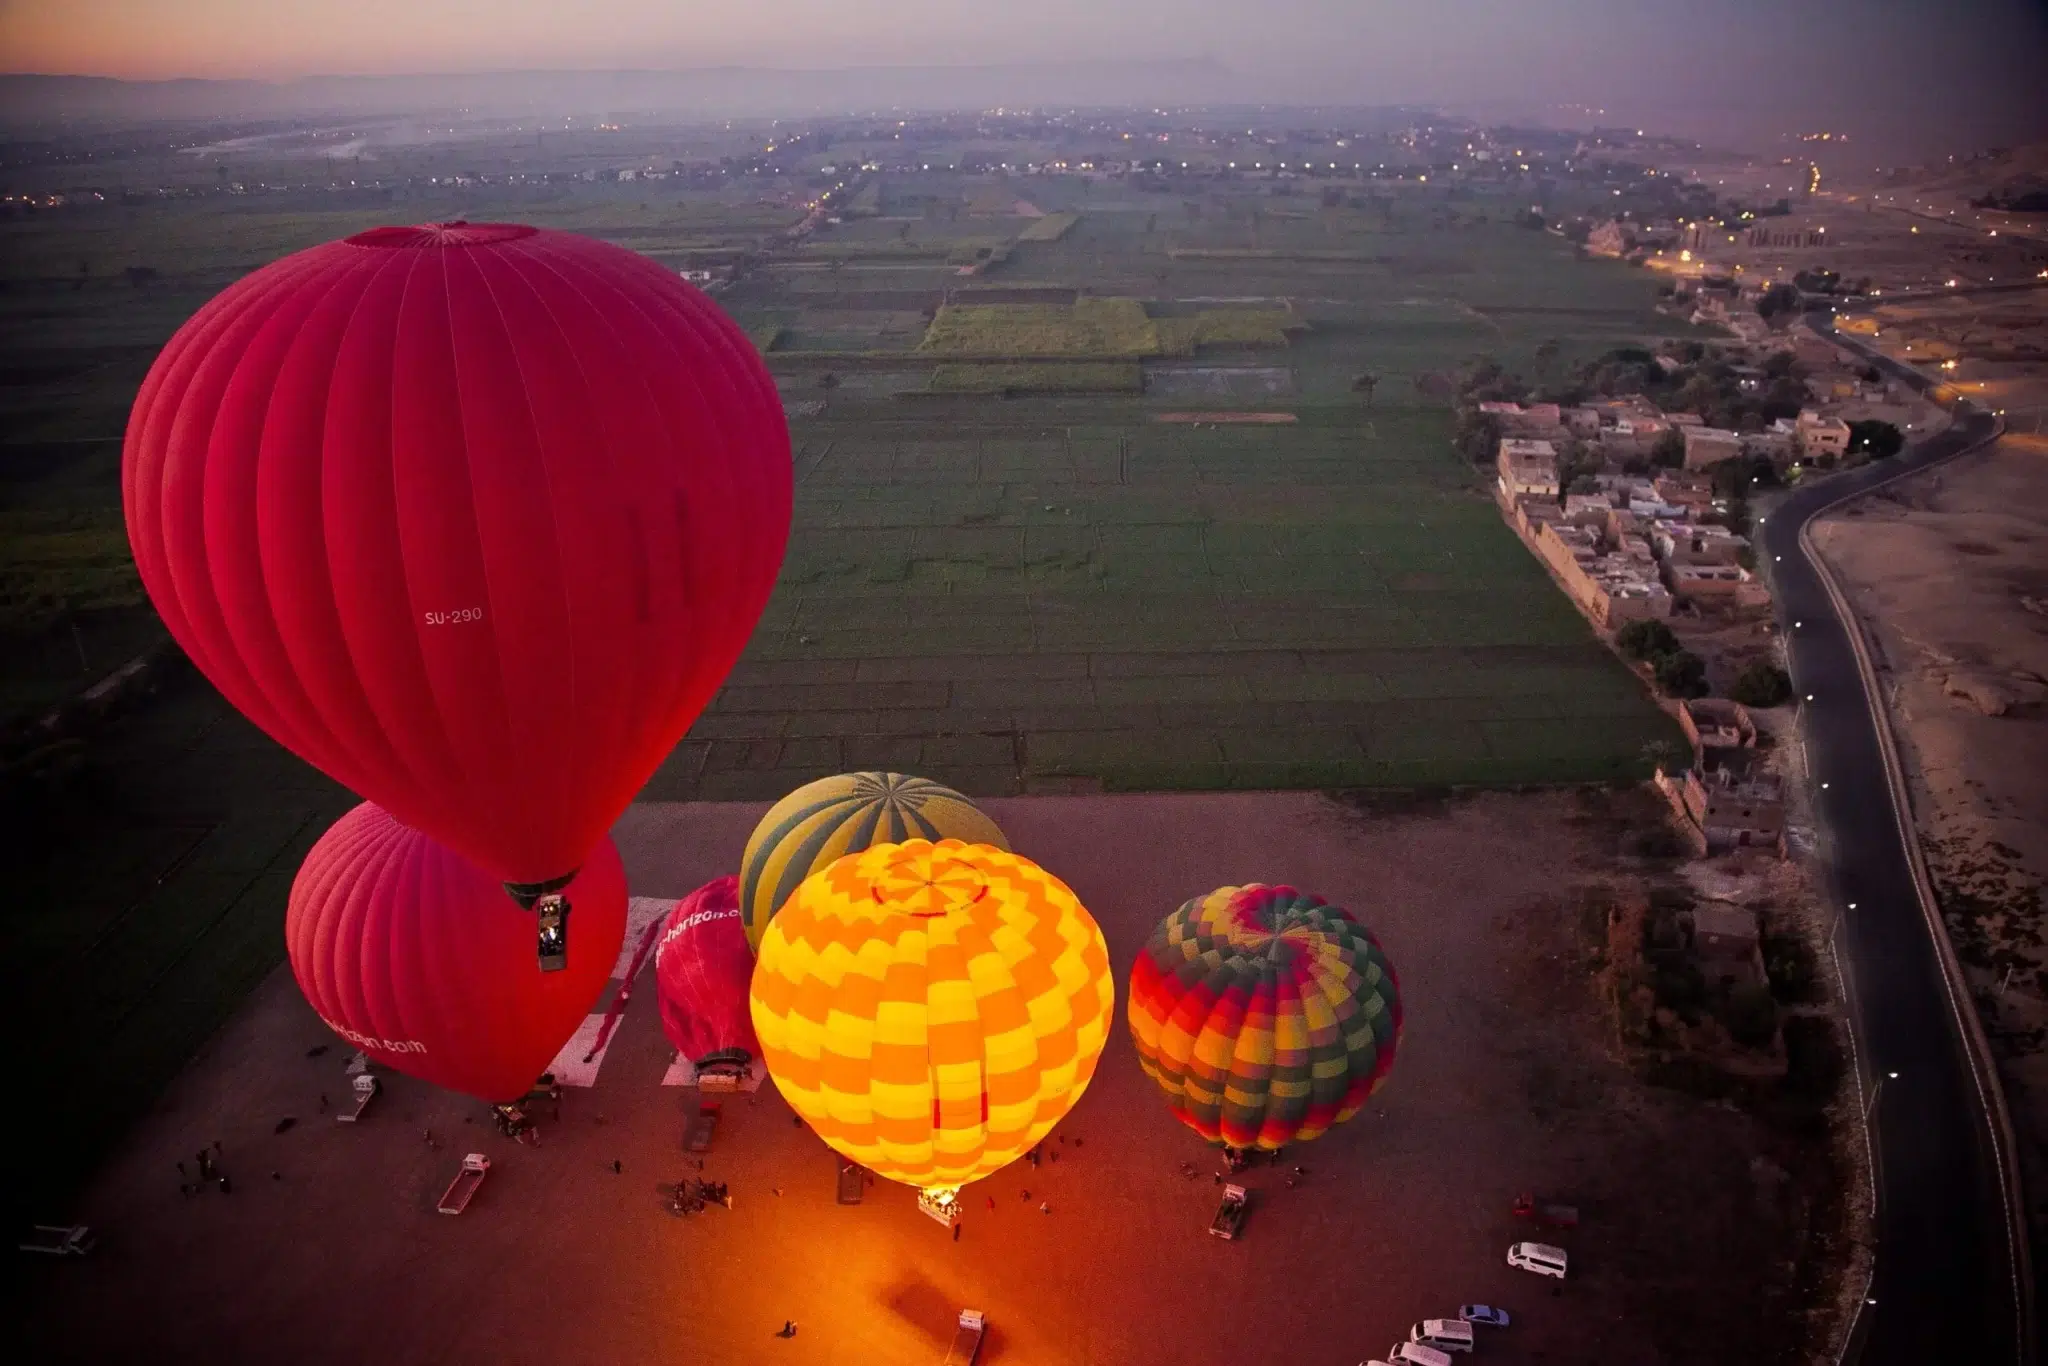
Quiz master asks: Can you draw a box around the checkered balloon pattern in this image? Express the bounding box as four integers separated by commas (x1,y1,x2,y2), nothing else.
1128,883,1401,1150
749,839,1113,1191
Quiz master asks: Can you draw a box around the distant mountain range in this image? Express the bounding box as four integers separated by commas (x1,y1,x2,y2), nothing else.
0,61,1249,123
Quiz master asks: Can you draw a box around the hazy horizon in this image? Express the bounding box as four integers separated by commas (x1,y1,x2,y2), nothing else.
3,0,2045,161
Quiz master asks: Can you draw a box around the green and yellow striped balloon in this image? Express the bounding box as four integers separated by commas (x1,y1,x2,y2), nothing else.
739,772,1008,952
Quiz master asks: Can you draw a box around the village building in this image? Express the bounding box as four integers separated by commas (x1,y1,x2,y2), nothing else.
1666,562,1771,610
1690,902,1764,987
1796,409,1852,459
1496,438,1559,499
1682,426,1747,470
1652,523,1750,567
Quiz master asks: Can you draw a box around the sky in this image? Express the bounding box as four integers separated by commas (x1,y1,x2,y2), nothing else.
2,0,2043,156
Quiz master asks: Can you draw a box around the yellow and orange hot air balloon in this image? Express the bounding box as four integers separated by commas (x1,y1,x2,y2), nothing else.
749,838,1112,1220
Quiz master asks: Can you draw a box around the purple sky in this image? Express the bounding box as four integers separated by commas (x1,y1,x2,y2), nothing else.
3,0,2042,157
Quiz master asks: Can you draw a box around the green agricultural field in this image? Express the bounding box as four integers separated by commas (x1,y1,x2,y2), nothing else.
1017,211,1081,242
920,297,1161,357
929,362,1144,395
653,406,1684,800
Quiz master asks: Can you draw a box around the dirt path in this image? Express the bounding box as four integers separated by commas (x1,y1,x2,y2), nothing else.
1812,432,2048,1250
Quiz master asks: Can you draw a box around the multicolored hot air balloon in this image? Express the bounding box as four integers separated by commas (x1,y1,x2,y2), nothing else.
750,839,1111,1216
1127,883,1401,1152
739,772,1007,952
286,802,628,1102
654,875,758,1082
124,223,791,945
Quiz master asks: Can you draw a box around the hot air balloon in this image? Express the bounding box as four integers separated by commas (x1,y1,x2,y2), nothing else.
1127,883,1401,1152
654,875,759,1086
750,839,1110,1224
125,222,791,964
739,772,1007,952
286,802,628,1102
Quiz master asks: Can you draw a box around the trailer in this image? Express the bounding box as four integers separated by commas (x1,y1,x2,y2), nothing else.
1209,1184,1249,1240
437,1154,490,1214
684,1101,721,1153
836,1159,867,1206
942,1309,986,1365
19,1224,95,1257
335,1073,381,1123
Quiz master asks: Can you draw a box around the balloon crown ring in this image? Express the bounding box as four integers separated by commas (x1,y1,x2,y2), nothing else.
867,844,990,918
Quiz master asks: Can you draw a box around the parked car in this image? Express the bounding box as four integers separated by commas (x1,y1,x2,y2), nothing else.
1458,1304,1511,1328
1384,1344,1453,1366
1507,1241,1569,1279
1408,1319,1474,1353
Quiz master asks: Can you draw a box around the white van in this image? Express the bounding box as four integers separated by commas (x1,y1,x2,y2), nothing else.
1508,1240,1570,1278
1410,1319,1476,1353
1385,1344,1454,1366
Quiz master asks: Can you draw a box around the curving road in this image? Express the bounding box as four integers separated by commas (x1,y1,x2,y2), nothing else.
1759,317,2027,1363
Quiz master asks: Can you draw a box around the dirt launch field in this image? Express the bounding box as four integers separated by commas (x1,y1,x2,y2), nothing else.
22,791,1835,1366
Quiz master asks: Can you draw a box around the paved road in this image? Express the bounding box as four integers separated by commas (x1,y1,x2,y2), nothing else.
1759,319,2026,1363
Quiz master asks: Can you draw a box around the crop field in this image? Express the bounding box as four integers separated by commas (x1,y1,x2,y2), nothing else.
4,169,1701,802
650,403,1682,800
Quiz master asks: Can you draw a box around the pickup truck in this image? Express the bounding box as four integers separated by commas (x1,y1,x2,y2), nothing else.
942,1309,986,1365
335,1073,380,1124
684,1102,720,1153
1511,1193,1579,1229
1210,1184,1250,1240
437,1154,490,1214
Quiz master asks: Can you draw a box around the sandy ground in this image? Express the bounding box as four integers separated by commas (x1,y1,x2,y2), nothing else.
22,791,1838,1366
1813,432,2048,1234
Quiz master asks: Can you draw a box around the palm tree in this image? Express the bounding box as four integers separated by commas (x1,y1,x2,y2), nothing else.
1352,372,1380,406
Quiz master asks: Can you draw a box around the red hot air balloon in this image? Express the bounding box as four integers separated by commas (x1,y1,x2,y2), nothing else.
286,802,628,1102
653,875,759,1083
124,223,791,948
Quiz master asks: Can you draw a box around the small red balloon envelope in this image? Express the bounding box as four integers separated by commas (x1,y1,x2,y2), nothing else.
287,802,627,1102
654,875,759,1070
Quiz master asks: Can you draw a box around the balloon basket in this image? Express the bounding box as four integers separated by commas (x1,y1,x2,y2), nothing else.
917,1188,961,1229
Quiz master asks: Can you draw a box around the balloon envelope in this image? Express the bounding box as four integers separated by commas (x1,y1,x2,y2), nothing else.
286,802,628,1102
654,875,758,1069
739,771,1007,952
751,839,1111,1193
1127,883,1401,1150
125,223,792,886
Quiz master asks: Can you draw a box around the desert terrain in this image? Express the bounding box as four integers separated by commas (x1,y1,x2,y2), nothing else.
1813,431,2048,1237
20,791,1855,1366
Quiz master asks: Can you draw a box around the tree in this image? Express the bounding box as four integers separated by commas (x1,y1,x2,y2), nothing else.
1650,428,1688,469
1452,409,1503,465
1652,648,1710,698
1729,661,1793,708
1757,283,1801,324
1847,419,1904,460
1616,618,1680,662
1722,983,1780,1050
1351,372,1379,406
